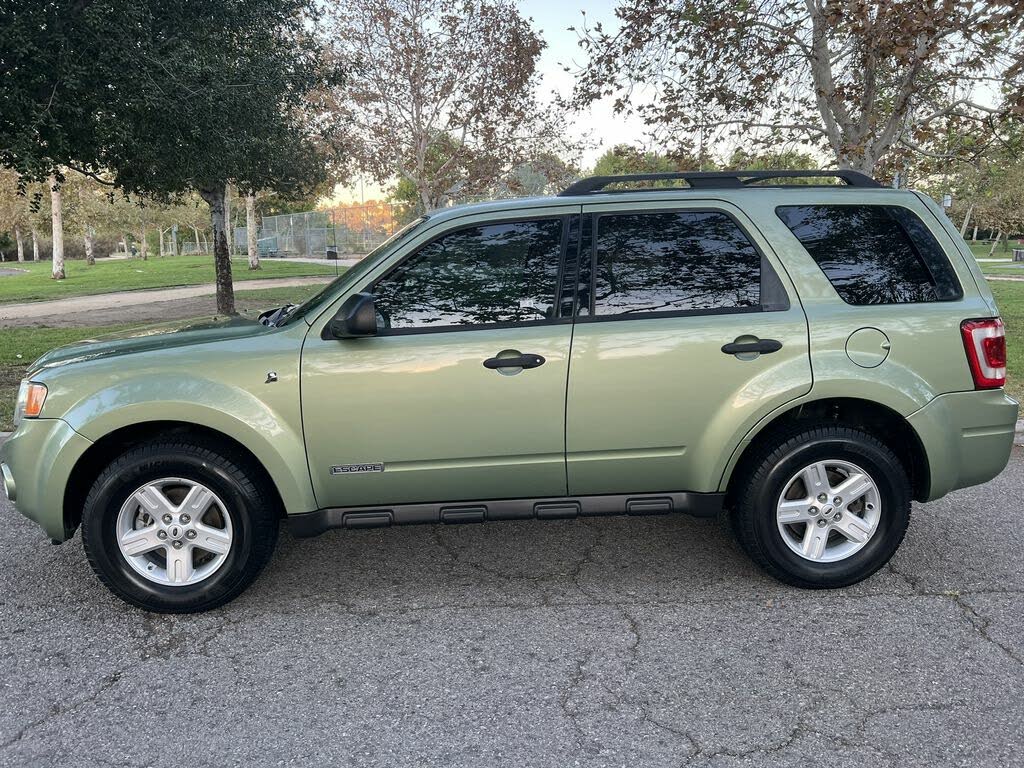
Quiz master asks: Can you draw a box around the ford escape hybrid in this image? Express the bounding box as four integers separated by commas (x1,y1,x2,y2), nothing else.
1,170,1017,613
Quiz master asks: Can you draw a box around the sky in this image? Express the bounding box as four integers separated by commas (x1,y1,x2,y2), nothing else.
520,0,649,164
333,0,645,203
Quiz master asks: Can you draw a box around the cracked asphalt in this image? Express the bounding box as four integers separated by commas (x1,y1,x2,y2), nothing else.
1,445,1022,768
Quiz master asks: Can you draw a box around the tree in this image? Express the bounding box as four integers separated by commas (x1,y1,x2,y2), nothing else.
503,152,581,197
0,170,32,262
591,144,680,176
571,1,1024,175
330,0,569,211
48,174,65,278
246,195,260,270
721,149,819,172
0,0,336,314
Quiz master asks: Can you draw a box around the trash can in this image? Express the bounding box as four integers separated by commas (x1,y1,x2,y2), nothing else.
1013,248,1024,262
325,248,338,261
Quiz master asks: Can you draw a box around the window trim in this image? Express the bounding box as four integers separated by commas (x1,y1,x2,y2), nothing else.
774,202,964,306
366,213,572,337
577,206,790,323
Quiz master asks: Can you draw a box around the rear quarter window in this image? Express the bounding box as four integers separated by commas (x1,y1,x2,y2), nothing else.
776,204,962,305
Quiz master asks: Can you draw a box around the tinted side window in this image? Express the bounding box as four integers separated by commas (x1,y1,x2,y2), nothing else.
373,219,564,330
776,205,961,305
592,211,761,316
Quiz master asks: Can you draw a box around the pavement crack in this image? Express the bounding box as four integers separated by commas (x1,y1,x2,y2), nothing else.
557,650,601,755
689,719,809,760
949,593,1024,668
1,669,123,750
888,563,1023,668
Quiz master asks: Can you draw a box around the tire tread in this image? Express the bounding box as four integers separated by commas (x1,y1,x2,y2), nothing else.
81,438,279,613
731,423,911,589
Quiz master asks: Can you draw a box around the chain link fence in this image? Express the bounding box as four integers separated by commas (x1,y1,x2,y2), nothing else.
242,203,409,260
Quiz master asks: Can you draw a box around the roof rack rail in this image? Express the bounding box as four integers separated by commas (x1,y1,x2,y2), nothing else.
557,170,882,196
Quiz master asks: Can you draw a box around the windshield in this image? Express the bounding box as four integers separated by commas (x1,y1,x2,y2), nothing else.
279,215,430,326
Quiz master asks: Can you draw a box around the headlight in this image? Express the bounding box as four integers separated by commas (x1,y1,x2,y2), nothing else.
13,380,47,427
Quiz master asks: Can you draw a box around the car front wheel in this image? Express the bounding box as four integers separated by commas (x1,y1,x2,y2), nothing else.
81,438,279,613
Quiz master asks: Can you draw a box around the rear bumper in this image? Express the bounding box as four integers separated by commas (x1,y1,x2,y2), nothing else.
907,389,1019,501
0,419,93,541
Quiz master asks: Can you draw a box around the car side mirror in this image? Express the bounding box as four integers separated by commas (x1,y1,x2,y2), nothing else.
326,292,378,339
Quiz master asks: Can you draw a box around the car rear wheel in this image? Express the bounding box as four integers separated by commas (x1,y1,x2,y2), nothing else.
732,424,911,588
81,439,279,613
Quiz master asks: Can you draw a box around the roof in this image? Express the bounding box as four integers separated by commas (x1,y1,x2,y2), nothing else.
423,170,893,222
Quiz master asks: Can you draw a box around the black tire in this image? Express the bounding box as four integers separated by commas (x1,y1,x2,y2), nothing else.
81,439,280,613
731,424,911,589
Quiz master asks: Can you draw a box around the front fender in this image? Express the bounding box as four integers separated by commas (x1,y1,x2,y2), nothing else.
60,376,316,516
35,324,316,518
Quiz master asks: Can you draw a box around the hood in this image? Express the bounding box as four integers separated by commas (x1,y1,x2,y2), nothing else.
30,314,272,374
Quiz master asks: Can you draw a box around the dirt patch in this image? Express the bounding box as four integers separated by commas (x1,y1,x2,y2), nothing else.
0,268,28,277
0,295,280,329
0,365,23,387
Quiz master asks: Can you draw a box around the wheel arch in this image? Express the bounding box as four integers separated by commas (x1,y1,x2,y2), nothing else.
63,420,293,536
722,397,931,504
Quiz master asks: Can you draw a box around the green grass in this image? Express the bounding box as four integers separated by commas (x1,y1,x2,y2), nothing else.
234,283,325,306
0,282,333,430
991,281,1024,403
0,326,138,431
0,255,338,304
967,240,1024,275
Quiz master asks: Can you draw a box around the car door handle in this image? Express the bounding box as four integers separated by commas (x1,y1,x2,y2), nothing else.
721,339,783,355
483,353,546,370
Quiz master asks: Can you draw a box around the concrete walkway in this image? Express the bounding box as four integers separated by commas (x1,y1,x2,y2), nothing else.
0,275,334,322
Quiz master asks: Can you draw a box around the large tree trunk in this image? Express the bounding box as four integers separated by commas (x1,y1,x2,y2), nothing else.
84,226,95,266
139,226,148,261
31,227,40,261
959,204,973,238
14,226,24,262
170,224,179,256
246,194,260,270
971,225,978,242
224,185,233,255
200,184,236,315
989,231,1002,257
49,175,66,280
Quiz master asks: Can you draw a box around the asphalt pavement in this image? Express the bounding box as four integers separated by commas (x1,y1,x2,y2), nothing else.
1,443,1022,767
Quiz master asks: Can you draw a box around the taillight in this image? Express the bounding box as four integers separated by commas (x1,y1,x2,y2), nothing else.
960,318,1006,389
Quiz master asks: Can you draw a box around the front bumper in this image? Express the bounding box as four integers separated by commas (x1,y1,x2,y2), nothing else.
0,418,93,541
907,389,1019,501
1,461,15,503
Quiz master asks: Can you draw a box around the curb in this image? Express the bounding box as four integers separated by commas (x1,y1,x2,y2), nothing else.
1017,419,1024,447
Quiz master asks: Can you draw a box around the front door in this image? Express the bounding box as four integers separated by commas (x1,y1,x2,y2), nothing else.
301,214,575,509
565,201,813,496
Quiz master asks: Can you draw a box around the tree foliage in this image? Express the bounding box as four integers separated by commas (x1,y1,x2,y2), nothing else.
330,0,572,211
571,1,1024,174
0,0,338,312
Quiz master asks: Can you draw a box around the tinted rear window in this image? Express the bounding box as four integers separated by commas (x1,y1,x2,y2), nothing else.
776,205,961,305
591,211,761,315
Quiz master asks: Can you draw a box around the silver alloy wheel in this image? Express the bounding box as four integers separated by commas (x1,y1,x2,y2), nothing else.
115,478,234,586
776,459,881,563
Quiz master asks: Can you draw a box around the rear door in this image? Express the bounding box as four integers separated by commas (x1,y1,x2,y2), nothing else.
565,200,812,496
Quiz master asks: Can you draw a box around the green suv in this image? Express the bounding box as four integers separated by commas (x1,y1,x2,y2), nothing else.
1,171,1017,612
